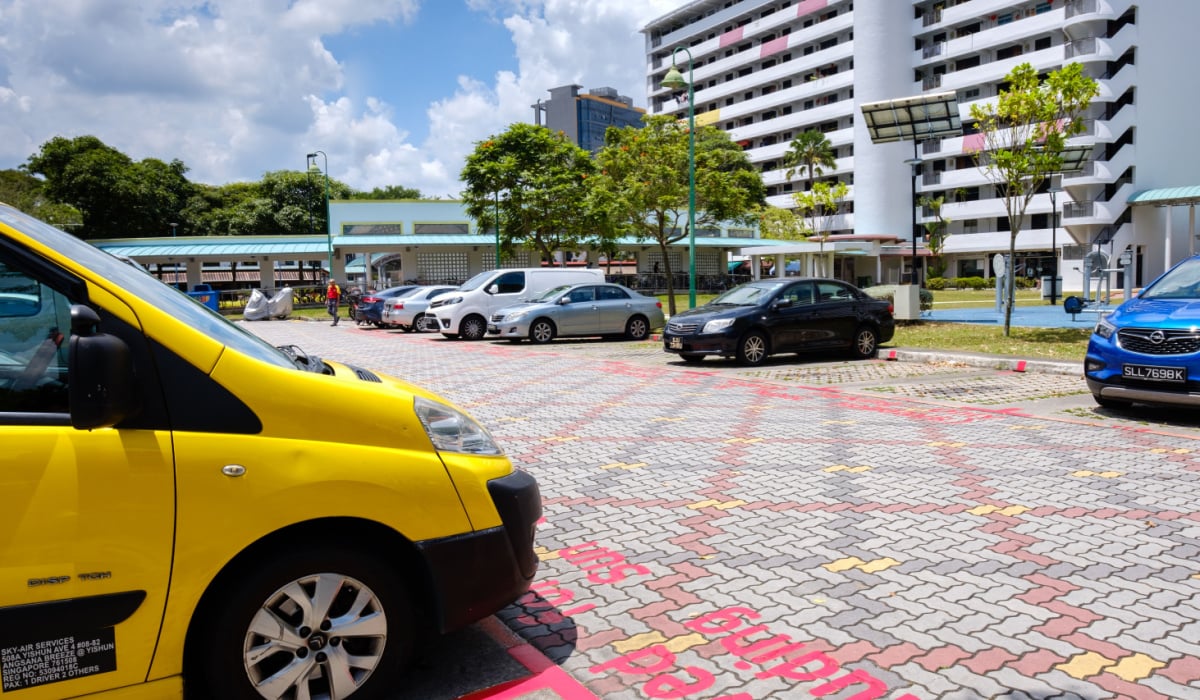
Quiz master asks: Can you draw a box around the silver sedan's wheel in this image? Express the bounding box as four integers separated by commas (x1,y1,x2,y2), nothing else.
625,316,650,340
530,319,555,344
195,544,412,700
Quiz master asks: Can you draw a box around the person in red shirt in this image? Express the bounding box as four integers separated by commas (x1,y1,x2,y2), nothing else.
326,279,341,326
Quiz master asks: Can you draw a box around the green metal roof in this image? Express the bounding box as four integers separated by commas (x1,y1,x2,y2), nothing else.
94,233,778,257
1128,186,1200,207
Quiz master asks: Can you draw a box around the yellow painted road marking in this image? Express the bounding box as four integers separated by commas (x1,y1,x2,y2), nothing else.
824,465,872,473
1071,470,1123,478
613,631,666,653
1056,652,1114,679
601,462,647,471
824,557,866,572
1107,653,1166,682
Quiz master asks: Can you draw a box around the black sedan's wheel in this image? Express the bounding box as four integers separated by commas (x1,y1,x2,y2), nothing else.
736,331,769,366
680,353,705,363
196,543,414,700
460,315,487,340
530,319,556,344
850,325,879,359
625,316,650,340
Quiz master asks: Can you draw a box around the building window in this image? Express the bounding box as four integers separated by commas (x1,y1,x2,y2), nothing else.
414,223,470,234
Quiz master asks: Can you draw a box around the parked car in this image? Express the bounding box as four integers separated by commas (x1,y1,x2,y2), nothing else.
356,285,419,327
382,285,457,331
0,203,540,699
488,283,664,343
427,267,606,340
1085,254,1200,409
662,277,895,366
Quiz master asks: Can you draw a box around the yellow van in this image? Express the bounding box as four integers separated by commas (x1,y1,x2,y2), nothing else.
0,204,541,699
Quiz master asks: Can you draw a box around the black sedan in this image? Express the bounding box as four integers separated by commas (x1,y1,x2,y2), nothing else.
663,278,895,366
355,285,418,327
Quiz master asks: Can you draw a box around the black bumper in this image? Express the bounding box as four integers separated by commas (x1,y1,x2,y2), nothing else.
415,469,541,633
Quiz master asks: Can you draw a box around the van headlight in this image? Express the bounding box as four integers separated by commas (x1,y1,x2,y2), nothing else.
1094,317,1116,340
414,396,502,455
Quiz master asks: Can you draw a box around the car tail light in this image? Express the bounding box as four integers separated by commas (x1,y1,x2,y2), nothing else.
655,301,662,308
394,301,406,309
888,302,894,314
362,295,381,303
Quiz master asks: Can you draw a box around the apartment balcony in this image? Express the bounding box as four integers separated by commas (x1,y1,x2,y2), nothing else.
728,101,854,146
649,16,854,110
702,70,855,130
1063,0,1135,28
661,43,856,120
1065,21,1137,63
917,7,1065,69
935,45,1062,93
760,154,855,187
1062,182,1136,225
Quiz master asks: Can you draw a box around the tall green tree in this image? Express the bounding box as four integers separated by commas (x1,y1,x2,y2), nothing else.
591,114,765,315
356,185,422,200
0,168,83,228
970,62,1098,335
758,206,808,241
782,130,837,192
461,123,600,265
25,135,193,239
793,181,849,276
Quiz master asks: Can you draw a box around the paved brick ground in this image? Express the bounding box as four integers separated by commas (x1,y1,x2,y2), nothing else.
245,320,1200,699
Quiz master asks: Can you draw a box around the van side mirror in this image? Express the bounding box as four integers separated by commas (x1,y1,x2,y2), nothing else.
68,305,141,430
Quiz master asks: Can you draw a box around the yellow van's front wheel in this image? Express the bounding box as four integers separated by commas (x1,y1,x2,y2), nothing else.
196,544,415,699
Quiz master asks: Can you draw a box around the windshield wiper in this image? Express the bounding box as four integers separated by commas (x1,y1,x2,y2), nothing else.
277,344,328,373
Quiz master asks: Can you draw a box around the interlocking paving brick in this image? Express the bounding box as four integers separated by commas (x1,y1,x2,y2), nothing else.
243,325,1200,698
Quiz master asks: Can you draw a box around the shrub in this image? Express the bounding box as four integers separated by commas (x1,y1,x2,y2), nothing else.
925,276,946,291
951,276,988,290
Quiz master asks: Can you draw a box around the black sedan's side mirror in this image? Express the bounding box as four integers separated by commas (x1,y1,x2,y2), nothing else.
771,298,794,310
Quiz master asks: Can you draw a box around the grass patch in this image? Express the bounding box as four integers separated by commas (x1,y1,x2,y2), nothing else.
890,322,1090,361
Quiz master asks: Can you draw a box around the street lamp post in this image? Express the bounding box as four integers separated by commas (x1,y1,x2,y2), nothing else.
306,151,331,279
661,47,697,309
494,190,502,268
904,150,922,287
1048,173,1062,305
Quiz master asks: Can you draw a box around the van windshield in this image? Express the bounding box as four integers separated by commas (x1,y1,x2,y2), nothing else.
458,271,496,292
0,206,295,370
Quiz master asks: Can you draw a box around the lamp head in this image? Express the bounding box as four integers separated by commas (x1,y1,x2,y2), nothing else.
306,152,318,159
661,65,688,91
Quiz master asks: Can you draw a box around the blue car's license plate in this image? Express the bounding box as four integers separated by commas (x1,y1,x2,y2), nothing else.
1123,364,1186,383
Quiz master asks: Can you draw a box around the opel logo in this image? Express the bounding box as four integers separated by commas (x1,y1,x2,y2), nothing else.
1149,330,1166,345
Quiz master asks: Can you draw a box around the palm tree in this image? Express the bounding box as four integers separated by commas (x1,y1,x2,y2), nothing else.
783,130,837,192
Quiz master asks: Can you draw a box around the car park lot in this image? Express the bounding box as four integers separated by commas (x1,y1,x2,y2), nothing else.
244,321,1200,699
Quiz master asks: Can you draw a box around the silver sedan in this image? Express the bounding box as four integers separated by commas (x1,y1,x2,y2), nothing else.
487,283,665,343
381,285,457,332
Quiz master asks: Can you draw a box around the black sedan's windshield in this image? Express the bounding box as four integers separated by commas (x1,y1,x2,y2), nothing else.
710,281,786,306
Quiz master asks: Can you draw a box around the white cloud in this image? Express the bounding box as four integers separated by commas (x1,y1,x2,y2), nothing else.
0,0,676,201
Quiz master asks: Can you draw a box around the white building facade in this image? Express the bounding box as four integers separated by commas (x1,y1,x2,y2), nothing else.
643,0,1200,293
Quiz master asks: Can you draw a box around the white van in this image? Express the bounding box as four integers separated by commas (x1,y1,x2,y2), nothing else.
427,267,605,339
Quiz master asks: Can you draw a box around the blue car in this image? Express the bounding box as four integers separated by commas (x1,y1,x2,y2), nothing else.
1085,254,1200,409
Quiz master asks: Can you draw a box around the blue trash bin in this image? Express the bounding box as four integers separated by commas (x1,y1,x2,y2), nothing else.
187,284,219,312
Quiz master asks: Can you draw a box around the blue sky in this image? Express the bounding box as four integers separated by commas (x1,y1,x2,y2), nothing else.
0,0,679,197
